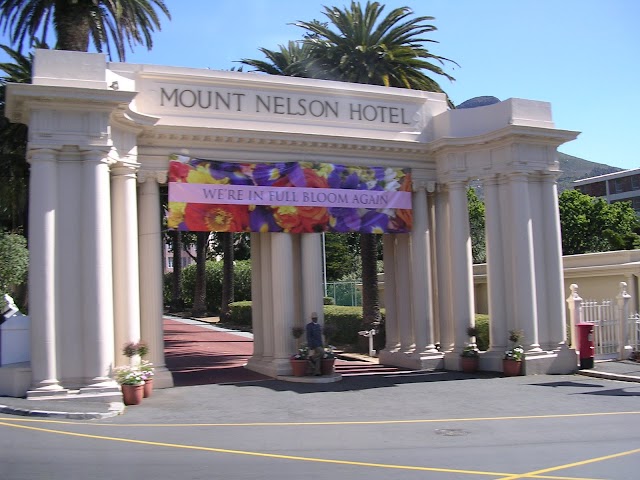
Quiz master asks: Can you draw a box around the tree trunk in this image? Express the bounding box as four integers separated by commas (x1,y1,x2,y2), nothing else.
170,230,184,311
360,233,380,327
53,0,91,52
220,232,234,322
192,231,208,317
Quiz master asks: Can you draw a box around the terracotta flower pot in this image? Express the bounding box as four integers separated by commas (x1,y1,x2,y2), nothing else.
290,359,308,376
121,383,144,405
143,378,154,398
503,359,522,376
321,358,335,375
460,356,479,373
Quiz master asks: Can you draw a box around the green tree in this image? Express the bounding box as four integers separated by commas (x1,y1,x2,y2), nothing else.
467,187,486,264
0,0,170,61
240,1,457,326
0,230,28,311
0,43,35,234
559,189,640,255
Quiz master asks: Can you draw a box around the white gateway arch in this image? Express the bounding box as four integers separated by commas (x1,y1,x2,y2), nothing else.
3,49,579,397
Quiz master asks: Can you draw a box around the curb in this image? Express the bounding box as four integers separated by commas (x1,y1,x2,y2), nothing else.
576,370,640,383
0,401,125,420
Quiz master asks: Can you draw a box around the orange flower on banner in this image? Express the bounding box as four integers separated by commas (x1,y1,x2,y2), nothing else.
274,205,329,233
184,203,250,232
392,208,413,231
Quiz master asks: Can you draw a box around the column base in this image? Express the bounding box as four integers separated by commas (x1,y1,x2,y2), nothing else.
150,366,174,389
479,350,507,372
245,357,290,377
27,379,69,398
523,344,578,375
379,349,444,370
79,377,121,396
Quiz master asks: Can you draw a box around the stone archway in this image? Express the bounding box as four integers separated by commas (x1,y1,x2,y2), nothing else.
2,49,579,397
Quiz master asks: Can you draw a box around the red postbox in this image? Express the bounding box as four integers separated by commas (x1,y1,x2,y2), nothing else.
576,323,595,369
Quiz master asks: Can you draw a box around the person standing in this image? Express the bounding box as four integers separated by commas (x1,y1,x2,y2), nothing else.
306,312,323,376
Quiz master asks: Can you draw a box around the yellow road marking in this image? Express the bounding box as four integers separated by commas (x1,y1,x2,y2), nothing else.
0,421,602,480
0,410,638,427
495,448,640,480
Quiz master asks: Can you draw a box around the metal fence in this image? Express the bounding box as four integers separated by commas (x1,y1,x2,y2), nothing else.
324,282,362,307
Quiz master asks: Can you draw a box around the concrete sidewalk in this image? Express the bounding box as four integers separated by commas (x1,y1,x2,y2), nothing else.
2,317,640,418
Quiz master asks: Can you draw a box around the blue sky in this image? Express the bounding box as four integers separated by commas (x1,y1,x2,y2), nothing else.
1,0,638,170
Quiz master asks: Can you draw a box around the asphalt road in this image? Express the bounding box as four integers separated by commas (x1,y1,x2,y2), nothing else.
2,372,639,480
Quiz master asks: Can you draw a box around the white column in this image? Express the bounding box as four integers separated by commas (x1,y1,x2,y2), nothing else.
540,173,567,348
435,186,454,351
249,233,264,362
271,233,296,374
80,149,118,392
301,233,324,324
138,171,173,388
260,234,274,361
410,185,437,353
111,163,141,366
447,181,475,354
508,173,541,352
27,149,66,395
483,175,508,353
382,234,399,351
395,234,414,352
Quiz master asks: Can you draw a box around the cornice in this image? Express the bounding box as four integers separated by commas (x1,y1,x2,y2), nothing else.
5,83,136,124
138,126,431,164
427,124,580,153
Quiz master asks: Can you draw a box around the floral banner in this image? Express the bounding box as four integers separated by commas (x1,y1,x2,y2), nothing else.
167,155,412,233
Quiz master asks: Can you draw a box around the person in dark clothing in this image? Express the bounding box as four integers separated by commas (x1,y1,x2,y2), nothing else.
306,312,323,375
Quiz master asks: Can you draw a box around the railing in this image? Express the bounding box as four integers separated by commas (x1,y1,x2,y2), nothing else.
628,313,640,353
566,282,638,360
324,282,362,307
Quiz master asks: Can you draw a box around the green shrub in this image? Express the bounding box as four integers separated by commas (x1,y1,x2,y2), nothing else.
229,301,252,326
475,314,490,351
323,306,363,345
179,259,252,313
323,296,335,305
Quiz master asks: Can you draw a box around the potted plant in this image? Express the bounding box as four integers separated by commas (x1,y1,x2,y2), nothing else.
290,346,309,376
460,326,480,373
503,329,524,376
122,341,153,395
140,360,155,398
114,366,145,405
321,345,337,375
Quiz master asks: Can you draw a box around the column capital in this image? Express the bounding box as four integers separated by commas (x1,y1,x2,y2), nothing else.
27,148,58,164
412,179,436,193
82,147,117,166
111,161,140,178
137,169,167,184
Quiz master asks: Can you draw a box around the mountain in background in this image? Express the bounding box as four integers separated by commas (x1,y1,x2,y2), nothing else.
556,152,622,192
457,97,623,194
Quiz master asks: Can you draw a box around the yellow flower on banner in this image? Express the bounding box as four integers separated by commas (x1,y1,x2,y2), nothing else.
167,202,186,229
187,164,230,185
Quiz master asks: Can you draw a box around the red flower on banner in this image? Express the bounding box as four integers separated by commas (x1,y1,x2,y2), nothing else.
274,205,329,233
301,167,329,189
184,203,250,232
169,161,191,182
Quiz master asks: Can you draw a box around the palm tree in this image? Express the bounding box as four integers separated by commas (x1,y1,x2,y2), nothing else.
240,41,312,77
0,0,170,61
295,1,456,93
191,231,209,317
0,43,36,234
219,232,234,322
241,1,457,327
